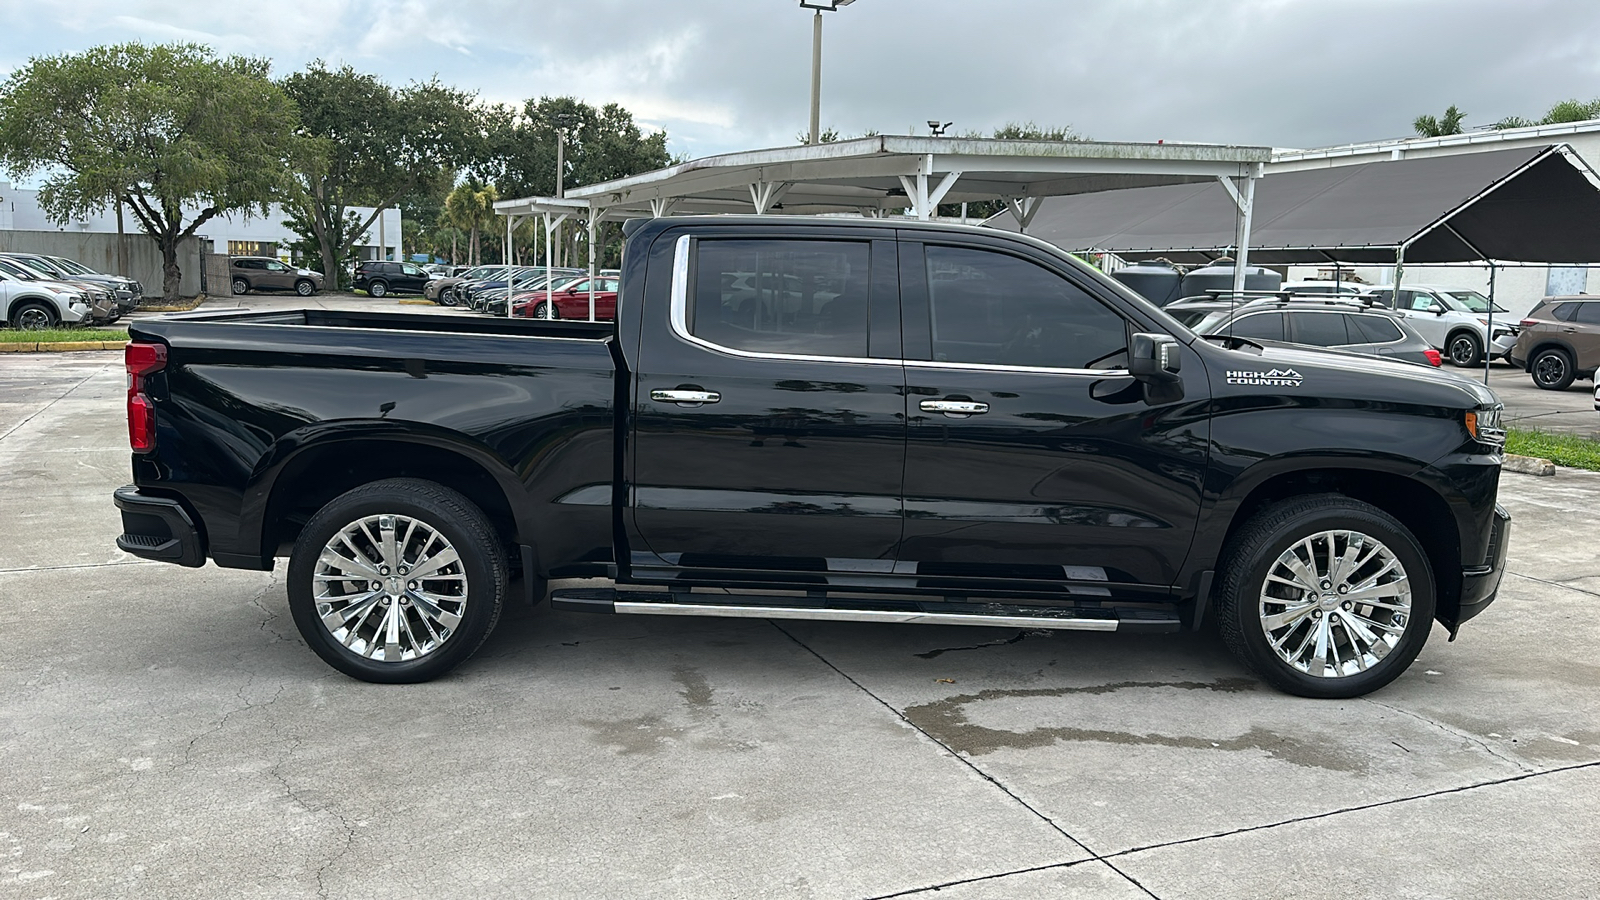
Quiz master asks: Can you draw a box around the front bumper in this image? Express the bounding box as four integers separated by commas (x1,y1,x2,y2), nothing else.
114,485,207,567
1489,331,1518,359
1457,503,1511,626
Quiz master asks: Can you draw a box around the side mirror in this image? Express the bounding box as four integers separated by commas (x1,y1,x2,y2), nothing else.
1432,304,1446,316
1129,333,1182,383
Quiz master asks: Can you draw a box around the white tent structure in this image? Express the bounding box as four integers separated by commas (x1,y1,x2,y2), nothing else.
493,136,1272,320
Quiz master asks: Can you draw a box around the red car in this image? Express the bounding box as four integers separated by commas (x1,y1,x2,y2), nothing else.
513,276,620,320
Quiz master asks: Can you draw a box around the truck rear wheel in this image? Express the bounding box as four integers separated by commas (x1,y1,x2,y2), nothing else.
1216,495,1435,698
287,478,507,683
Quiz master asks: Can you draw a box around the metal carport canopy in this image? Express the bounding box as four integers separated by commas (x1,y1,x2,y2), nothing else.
558,135,1271,222
988,143,1600,265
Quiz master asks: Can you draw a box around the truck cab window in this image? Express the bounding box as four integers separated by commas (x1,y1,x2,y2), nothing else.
924,245,1127,369
691,239,870,357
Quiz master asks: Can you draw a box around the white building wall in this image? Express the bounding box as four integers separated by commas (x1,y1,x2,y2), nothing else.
0,181,402,263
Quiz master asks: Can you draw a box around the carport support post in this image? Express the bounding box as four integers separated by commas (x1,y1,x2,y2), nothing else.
1484,262,1497,385
505,213,516,319
586,207,599,322
1219,166,1260,295
1391,245,1406,309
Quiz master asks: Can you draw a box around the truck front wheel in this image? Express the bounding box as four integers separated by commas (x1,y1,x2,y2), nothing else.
1216,495,1435,699
286,478,507,683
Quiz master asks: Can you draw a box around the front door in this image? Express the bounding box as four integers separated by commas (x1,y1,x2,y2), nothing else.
896,239,1210,600
630,231,906,578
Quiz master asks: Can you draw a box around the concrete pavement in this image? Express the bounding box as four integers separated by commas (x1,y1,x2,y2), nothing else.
1,349,1596,900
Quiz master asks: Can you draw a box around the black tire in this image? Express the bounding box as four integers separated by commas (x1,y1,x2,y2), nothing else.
438,288,458,307
231,278,249,295
1447,332,1482,367
1531,347,1576,391
1216,495,1435,699
295,279,315,297
11,300,58,331
533,301,557,320
286,478,508,684
368,280,389,298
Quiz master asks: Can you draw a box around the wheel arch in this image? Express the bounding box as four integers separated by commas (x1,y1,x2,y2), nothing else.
1209,467,1463,627
247,431,532,571
1524,338,1576,370
8,294,61,323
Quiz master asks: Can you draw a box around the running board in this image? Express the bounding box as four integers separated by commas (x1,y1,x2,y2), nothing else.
550,589,1178,633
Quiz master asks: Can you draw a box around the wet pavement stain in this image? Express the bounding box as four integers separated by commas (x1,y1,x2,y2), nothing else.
902,678,1366,772
578,714,690,756
673,666,714,708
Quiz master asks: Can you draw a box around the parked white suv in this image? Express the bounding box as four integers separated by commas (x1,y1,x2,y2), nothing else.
0,260,94,330
1361,284,1518,366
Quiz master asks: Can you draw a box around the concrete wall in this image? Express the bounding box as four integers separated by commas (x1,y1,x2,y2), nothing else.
0,230,204,299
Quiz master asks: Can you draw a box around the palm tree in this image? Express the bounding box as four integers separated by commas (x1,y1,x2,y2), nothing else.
1414,105,1467,137
443,180,500,266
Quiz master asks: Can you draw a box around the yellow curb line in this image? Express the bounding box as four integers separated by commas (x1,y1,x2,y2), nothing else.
398,299,435,305
0,339,128,353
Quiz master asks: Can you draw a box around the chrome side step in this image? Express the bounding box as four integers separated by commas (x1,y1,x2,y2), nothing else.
550,589,1178,633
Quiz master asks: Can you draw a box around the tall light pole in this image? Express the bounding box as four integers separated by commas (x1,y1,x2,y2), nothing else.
801,0,855,145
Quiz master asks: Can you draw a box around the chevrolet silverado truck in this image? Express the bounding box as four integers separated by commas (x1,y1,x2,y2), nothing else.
114,216,1511,698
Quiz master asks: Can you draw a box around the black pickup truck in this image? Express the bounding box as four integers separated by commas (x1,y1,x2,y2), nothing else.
115,216,1510,698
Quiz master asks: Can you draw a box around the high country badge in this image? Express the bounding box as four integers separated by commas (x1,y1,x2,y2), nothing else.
1226,368,1304,387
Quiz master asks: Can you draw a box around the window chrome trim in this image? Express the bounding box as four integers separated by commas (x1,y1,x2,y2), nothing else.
668,233,1135,376
906,359,1131,377
668,232,898,367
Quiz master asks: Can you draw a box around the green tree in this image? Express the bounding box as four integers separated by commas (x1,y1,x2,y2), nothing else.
280,62,479,285
443,178,499,266
1413,105,1467,137
941,122,1085,219
0,42,297,301
478,96,670,201
1495,98,1600,130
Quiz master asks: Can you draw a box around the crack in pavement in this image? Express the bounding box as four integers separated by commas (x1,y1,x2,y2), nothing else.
769,622,1163,900
860,858,1095,900
0,560,161,575
1099,758,1600,863
1507,570,1600,599
1363,698,1537,774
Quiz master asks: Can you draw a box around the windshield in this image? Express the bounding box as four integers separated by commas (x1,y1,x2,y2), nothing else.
50,257,97,276
1443,290,1507,314
0,259,49,280
1191,311,1233,334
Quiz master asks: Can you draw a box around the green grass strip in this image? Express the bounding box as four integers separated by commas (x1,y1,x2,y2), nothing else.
0,328,129,343
1506,428,1600,472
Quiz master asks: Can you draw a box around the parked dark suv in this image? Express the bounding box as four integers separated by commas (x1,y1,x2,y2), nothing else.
353,261,431,298
1509,295,1600,390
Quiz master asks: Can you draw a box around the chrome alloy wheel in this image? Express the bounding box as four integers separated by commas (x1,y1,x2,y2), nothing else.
313,513,468,662
1258,530,1411,678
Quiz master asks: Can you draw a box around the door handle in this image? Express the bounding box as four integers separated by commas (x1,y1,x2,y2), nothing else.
920,399,989,417
651,389,721,405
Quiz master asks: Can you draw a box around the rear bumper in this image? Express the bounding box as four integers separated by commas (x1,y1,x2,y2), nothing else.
114,485,206,567
1457,503,1511,626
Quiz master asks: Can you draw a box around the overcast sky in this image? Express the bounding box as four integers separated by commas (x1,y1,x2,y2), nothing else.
4,0,1599,160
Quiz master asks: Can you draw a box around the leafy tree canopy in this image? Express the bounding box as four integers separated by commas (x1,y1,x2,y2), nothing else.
280,61,480,283
0,42,297,299
478,96,671,200
1495,98,1600,130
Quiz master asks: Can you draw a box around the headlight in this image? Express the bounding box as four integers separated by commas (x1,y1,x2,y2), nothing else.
1466,405,1506,446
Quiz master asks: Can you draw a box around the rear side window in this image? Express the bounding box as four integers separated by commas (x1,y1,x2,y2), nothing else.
924,245,1127,369
1573,302,1600,325
1348,314,1403,343
1224,312,1284,341
1549,302,1576,321
691,239,871,357
1289,311,1351,346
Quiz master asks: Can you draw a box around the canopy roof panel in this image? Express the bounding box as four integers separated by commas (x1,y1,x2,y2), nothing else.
989,144,1600,265
513,136,1270,217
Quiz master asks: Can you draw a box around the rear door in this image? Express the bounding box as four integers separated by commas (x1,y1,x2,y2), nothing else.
1286,310,1352,349
1567,301,1600,369
897,237,1210,599
629,228,907,577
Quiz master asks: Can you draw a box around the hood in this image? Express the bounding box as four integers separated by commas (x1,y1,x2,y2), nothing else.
1207,340,1500,409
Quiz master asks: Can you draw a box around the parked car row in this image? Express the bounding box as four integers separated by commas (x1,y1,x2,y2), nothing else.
0,252,140,329
1174,294,1443,368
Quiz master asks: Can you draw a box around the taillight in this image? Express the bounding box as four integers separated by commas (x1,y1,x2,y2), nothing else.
1424,349,1442,367
126,341,166,452
1520,318,1539,327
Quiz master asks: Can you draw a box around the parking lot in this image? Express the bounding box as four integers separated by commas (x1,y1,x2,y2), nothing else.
3,313,1599,899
